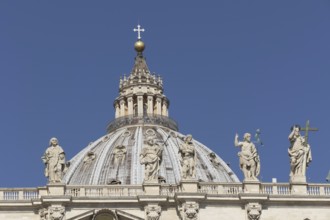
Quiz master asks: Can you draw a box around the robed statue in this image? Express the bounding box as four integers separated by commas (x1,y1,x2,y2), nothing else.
140,136,163,183
41,137,66,183
234,133,260,181
179,134,196,179
288,125,312,182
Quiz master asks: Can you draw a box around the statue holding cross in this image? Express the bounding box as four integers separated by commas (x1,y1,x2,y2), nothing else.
288,120,317,182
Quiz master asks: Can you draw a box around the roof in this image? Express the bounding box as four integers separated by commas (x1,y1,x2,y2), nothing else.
64,125,239,185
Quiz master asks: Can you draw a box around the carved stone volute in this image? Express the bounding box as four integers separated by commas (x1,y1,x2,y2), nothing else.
180,202,199,220
145,204,161,220
247,203,262,220
39,208,48,220
49,205,65,220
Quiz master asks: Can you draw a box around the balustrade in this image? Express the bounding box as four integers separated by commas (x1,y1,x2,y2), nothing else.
0,183,329,201
0,188,38,200
160,184,180,196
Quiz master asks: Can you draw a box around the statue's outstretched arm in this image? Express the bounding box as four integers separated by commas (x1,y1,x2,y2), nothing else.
234,134,242,147
288,127,296,140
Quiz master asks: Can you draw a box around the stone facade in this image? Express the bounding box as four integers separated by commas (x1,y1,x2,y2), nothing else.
0,181,329,219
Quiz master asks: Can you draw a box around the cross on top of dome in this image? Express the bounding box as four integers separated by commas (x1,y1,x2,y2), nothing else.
133,24,145,40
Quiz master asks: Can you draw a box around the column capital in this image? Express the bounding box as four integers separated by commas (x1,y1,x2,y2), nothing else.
119,99,126,105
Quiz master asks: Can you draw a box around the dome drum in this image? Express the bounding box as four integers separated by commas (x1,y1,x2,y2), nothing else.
107,113,178,133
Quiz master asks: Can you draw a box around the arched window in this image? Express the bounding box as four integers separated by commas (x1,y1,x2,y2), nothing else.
93,209,116,220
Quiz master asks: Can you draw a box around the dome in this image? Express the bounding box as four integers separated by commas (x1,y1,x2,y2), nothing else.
64,125,239,185
64,28,239,185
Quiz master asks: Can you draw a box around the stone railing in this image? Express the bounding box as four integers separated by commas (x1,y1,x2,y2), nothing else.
198,183,243,194
106,114,179,133
260,183,291,195
0,183,329,201
0,188,39,200
160,184,180,196
66,185,144,197
199,183,330,196
307,184,330,196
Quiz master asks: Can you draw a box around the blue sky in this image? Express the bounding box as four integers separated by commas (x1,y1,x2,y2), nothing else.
0,1,329,187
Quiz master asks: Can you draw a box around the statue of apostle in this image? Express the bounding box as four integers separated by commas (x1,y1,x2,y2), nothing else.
140,136,163,182
288,125,312,181
41,137,66,184
113,145,127,166
234,133,260,181
179,134,196,179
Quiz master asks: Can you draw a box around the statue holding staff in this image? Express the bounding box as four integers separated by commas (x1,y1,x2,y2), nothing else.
234,133,260,181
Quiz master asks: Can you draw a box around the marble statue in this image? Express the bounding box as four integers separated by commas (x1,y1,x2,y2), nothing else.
113,145,127,166
140,137,163,182
234,133,260,181
83,151,96,164
179,134,196,179
288,125,312,181
41,137,66,184
208,152,221,167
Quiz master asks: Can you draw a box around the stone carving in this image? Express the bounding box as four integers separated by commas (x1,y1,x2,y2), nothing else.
107,179,122,185
179,134,196,179
83,151,96,164
208,152,221,167
181,202,199,220
247,203,262,220
145,204,161,220
42,137,66,184
234,133,260,181
39,208,48,220
49,205,65,220
140,136,163,182
103,135,110,142
145,128,156,137
113,145,127,166
288,125,312,181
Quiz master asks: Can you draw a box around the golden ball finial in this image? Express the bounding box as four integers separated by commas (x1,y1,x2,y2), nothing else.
134,40,145,53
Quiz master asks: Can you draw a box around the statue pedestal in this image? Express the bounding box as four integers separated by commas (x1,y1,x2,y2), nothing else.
290,175,307,195
143,182,160,195
290,175,306,183
180,179,199,192
243,180,261,193
47,183,66,196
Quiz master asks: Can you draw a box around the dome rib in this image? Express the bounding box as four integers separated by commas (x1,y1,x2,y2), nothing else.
64,126,239,185
91,129,125,184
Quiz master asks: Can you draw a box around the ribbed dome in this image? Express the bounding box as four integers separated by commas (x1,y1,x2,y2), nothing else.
64,30,239,185
64,125,239,185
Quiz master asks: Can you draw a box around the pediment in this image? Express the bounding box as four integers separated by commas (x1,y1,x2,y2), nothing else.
67,209,143,220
